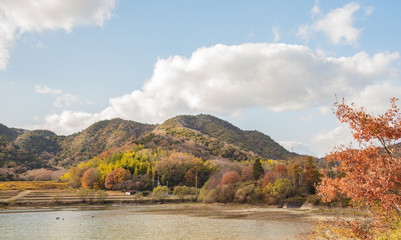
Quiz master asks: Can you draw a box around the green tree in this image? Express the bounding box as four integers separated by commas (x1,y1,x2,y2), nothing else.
303,157,321,194
264,178,292,204
253,158,264,180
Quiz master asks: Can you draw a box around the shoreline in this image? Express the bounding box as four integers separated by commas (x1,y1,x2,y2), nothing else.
0,200,361,223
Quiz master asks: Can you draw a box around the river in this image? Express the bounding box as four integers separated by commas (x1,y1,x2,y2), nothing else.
0,204,314,239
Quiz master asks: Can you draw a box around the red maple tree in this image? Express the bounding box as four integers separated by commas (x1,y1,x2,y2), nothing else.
317,98,401,235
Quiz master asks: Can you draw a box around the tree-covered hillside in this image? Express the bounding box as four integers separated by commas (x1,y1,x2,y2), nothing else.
57,118,155,166
0,115,299,180
0,123,27,140
166,114,296,160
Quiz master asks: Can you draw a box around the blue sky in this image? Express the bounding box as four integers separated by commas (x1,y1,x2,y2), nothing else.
0,0,400,157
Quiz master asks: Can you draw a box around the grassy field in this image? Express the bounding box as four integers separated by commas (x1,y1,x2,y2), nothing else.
0,181,197,207
0,181,69,190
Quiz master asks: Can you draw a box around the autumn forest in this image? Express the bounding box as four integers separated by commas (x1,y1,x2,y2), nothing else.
2,100,401,238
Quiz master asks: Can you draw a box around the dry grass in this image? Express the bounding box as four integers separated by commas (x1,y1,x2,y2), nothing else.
0,181,69,190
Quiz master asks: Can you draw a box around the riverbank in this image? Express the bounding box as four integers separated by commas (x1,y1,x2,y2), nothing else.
0,189,363,221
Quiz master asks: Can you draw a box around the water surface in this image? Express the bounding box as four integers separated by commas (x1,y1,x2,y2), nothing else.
0,205,312,239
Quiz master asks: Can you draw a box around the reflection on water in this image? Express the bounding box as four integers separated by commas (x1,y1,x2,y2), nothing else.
0,205,311,240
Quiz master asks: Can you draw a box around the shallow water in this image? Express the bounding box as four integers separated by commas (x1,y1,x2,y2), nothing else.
0,205,312,240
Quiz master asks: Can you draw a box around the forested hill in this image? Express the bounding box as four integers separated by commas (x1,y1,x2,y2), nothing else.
0,115,297,180
163,114,296,160
58,118,155,166
0,123,27,140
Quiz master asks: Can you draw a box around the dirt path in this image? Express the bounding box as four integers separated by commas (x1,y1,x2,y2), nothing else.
4,190,31,201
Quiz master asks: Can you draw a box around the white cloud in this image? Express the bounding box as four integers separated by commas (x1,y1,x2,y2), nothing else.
272,26,280,42
298,2,367,45
33,42,400,135
34,84,78,108
54,94,78,108
35,85,62,95
309,81,401,157
310,125,354,157
41,111,104,136
311,0,321,16
279,140,314,155
0,0,117,70
297,24,312,43
350,81,401,114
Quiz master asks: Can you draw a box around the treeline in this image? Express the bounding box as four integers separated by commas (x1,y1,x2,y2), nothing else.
198,157,321,205
60,145,217,192
61,144,322,206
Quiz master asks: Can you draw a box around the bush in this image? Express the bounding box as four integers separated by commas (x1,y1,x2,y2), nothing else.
306,194,322,206
234,184,264,204
152,186,170,200
173,186,198,199
263,178,292,204
203,189,217,203
216,184,236,203
141,190,149,197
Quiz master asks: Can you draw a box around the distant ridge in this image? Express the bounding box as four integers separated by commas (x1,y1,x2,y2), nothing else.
0,115,298,180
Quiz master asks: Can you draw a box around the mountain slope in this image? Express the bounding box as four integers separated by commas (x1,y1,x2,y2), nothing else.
0,115,298,180
0,123,27,140
163,114,296,160
58,118,156,166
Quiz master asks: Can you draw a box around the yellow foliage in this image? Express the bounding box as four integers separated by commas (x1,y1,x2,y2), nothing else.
0,181,68,190
314,221,359,239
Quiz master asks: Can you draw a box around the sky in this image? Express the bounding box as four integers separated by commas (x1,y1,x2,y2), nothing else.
0,0,401,157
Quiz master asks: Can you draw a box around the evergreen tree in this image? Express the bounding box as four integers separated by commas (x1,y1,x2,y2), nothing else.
252,158,264,180
304,156,320,194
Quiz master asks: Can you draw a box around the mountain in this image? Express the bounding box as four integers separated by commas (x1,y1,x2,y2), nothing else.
0,123,27,141
0,115,297,180
162,114,296,160
57,118,155,166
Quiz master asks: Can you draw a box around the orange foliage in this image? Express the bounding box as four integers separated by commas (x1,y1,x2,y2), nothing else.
81,168,100,189
105,168,131,189
262,172,274,189
273,164,288,179
317,98,401,236
221,171,240,185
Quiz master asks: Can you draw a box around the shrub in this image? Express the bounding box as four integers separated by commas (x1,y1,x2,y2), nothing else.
216,184,236,203
221,171,240,185
203,189,217,203
234,184,264,204
173,186,198,199
263,178,292,205
152,186,170,200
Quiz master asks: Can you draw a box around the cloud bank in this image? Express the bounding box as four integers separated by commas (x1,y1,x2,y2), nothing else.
0,0,117,70
34,42,400,135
